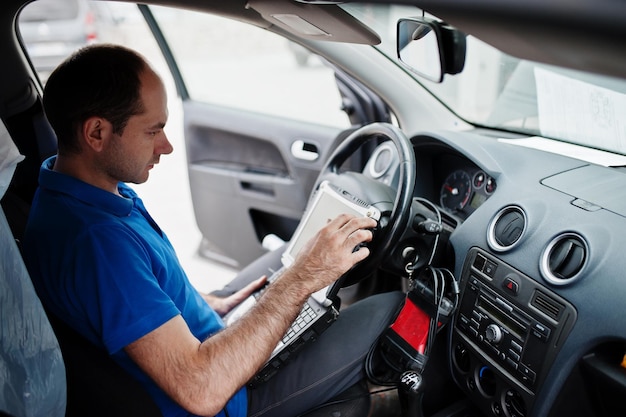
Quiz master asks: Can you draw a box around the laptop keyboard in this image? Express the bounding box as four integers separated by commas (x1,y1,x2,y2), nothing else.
280,302,318,346
248,270,321,351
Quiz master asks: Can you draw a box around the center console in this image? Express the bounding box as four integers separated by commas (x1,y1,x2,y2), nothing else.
451,248,576,417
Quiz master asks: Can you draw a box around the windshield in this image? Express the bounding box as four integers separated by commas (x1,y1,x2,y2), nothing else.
341,3,626,156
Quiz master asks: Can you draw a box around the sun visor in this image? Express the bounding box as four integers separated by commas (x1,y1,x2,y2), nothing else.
247,0,380,45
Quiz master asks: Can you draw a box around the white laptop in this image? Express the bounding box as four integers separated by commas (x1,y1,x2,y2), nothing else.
223,181,381,387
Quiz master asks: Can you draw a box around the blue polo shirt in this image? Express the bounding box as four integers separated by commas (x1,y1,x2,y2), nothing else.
23,156,246,417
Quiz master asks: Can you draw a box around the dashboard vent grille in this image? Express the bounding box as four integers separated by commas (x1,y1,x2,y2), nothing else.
540,233,588,286
531,291,564,320
487,206,527,252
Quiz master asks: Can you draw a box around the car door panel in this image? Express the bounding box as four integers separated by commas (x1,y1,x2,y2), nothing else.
137,4,391,268
183,100,342,268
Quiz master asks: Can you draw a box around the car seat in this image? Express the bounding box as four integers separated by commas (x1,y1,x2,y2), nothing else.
0,121,65,417
1,114,166,417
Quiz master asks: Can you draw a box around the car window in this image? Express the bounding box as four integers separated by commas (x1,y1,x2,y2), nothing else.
149,6,351,129
20,0,80,21
18,1,350,128
18,0,165,84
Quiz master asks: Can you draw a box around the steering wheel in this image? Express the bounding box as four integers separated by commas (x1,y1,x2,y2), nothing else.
313,122,416,287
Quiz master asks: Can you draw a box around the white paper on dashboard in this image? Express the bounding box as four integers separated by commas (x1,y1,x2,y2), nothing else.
534,67,626,155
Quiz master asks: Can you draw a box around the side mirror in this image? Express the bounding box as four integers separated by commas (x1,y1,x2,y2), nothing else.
397,18,466,83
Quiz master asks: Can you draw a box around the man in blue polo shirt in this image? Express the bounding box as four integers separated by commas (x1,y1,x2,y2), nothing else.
23,44,403,417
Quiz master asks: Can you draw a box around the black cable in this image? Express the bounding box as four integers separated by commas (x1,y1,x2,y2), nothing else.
365,198,463,404
414,197,442,266
421,267,444,366
365,335,402,385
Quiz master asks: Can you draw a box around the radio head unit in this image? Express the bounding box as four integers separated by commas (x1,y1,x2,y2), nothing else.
452,248,576,417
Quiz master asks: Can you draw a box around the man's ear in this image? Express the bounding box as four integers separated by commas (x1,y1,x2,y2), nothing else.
82,117,113,152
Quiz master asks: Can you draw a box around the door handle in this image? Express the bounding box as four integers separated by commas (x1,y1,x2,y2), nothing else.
291,140,319,161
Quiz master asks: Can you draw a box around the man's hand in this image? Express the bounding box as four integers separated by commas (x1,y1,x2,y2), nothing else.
286,213,378,296
202,276,267,316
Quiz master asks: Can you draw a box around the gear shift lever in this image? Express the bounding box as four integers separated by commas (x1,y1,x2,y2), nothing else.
399,370,423,416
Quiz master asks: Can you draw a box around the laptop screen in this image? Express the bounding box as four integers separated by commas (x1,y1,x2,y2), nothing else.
281,181,381,267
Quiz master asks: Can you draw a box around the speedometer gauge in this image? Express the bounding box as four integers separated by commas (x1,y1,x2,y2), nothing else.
440,170,472,211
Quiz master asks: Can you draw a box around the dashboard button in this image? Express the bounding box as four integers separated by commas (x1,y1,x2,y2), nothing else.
531,322,551,341
503,276,520,295
473,254,486,271
484,260,497,277
508,349,520,362
519,364,536,384
506,357,519,370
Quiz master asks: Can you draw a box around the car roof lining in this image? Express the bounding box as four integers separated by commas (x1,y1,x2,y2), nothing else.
95,0,380,44
108,0,626,79
4,0,626,94
419,1,626,80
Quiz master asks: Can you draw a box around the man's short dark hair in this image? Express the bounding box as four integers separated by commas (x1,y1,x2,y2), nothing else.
43,44,147,155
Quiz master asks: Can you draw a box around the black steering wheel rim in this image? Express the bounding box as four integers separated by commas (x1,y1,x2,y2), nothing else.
315,122,416,286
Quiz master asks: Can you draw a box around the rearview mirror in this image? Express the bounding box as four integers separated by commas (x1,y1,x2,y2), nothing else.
397,18,466,83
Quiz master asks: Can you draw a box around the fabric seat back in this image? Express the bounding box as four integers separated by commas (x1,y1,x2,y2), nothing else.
0,119,66,416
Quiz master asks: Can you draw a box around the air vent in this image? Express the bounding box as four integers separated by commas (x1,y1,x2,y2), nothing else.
487,206,527,252
540,233,588,286
531,291,564,320
367,142,398,180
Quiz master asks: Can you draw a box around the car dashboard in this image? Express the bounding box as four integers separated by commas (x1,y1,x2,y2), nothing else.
363,129,626,417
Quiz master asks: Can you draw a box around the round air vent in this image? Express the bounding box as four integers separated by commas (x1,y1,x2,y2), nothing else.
540,233,588,286
487,206,527,252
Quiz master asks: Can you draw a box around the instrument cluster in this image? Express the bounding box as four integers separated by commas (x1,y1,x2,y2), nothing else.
363,140,496,220
439,168,496,217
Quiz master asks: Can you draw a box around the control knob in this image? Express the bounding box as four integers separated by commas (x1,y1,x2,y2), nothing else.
485,324,503,344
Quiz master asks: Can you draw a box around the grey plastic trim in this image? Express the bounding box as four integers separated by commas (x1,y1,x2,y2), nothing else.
367,141,396,179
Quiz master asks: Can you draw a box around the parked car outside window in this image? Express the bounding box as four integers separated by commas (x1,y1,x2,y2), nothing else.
19,0,126,82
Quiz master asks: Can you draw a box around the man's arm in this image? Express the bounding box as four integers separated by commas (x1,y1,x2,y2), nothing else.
125,214,377,416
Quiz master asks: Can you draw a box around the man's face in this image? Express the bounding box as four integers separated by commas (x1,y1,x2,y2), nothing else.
103,68,173,185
